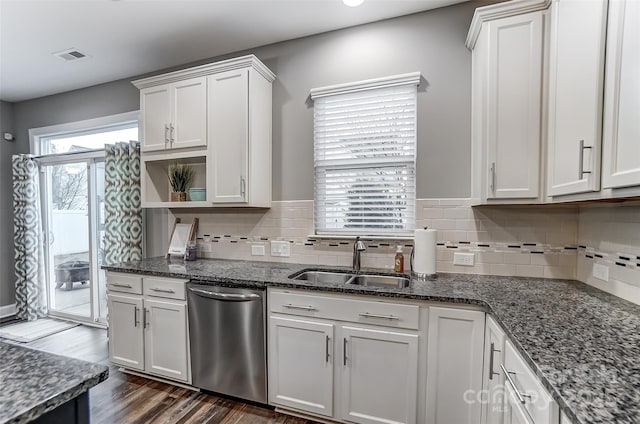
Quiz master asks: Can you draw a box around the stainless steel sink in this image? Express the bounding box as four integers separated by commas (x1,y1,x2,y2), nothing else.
291,270,356,284
350,274,411,289
290,270,410,289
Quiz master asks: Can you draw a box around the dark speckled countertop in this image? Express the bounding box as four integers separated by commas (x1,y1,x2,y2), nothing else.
103,257,640,424
0,342,109,424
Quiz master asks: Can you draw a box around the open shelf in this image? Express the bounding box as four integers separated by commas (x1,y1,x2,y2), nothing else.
141,154,208,207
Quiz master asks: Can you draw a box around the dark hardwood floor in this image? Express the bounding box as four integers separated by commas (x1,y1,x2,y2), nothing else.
10,325,317,424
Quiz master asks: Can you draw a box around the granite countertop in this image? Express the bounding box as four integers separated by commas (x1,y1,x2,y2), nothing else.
0,342,109,424
104,257,640,424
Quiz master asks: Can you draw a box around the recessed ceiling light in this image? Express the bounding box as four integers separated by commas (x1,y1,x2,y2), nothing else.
343,0,365,7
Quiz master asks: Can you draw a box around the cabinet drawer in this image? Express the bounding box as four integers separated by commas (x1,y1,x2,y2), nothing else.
143,277,187,300
502,340,558,424
106,273,142,295
269,290,419,330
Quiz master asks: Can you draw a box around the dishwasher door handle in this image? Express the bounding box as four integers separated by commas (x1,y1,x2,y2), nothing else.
188,287,261,301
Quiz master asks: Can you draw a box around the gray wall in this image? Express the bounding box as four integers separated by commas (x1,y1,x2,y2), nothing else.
0,101,22,307
3,2,484,306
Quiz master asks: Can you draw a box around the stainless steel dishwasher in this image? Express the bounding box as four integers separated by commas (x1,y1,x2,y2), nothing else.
187,282,267,404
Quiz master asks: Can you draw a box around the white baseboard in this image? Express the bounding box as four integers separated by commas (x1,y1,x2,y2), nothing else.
0,304,16,319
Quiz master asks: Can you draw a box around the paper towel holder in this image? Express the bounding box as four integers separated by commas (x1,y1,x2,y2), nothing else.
410,226,437,280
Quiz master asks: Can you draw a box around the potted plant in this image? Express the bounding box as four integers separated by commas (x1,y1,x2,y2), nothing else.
168,163,194,202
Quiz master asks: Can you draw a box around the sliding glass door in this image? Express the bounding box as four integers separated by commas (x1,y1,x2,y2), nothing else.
40,155,107,324
32,113,138,325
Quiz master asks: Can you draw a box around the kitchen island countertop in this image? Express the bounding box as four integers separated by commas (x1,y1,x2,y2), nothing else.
103,257,640,424
0,341,109,424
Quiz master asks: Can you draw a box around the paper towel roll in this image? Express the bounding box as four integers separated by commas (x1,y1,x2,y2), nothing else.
413,228,437,276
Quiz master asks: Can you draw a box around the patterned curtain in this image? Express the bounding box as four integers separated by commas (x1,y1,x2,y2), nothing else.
13,155,47,321
104,141,143,265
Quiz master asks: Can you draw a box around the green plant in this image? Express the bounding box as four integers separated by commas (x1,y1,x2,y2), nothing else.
168,163,195,192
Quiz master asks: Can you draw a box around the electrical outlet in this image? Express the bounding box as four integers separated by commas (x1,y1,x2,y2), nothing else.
251,244,266,256
271,240,291,257
453,252,475,267
593,263,609,282
197,242,212,253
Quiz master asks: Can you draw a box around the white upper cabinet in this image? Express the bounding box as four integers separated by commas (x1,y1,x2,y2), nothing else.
140,85,171,152
139,77,207,152
546,0,608,196
208,67,273,206
134,55,275,208
487,12,544,200
602,0,640,189
467,2,547,204
208,69,249,204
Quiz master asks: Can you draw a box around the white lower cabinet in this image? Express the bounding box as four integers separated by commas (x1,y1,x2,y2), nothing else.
107,272,191,384
268,316,334,417
144,298,190,382
107,293,144,371
501,340,558,424
425,306,485,424
339,325,418,424
268,289,422,424
482,316,507,424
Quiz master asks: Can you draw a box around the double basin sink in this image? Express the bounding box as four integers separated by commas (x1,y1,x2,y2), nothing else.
289,270,410,289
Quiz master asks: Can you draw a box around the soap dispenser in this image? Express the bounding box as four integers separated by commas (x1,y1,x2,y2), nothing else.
394,246,404,273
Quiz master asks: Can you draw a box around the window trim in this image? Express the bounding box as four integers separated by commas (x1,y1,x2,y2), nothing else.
311,73,421,237
29,110,139,155
309,72,422,100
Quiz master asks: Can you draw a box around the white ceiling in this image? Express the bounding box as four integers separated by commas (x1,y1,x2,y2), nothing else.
0,0,467,102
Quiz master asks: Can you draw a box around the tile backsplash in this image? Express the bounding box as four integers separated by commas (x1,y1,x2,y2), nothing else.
576,202,640,305
173,198,579,280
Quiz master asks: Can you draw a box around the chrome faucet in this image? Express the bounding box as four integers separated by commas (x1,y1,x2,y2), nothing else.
352,237,367,272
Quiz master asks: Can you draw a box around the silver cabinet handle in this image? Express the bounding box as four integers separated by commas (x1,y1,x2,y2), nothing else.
240,176,246,197
164,124,169,145
359,312,400,320
325,335,330,363
111,283,132,288
490,162,496,193
343,338,348,366
143,308,149,329
150,287,175,294
170,123,175,144
500,364,531,404
579,139,592,179
489,342,501,380
134,307,139,327
283,303,317,311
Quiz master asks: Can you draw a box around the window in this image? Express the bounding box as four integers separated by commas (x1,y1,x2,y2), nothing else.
311,73,420,235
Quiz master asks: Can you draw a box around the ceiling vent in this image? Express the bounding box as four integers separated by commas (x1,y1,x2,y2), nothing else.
53,48,90,62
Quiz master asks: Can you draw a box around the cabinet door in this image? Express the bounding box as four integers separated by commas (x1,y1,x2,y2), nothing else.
602,0,640,189
503,383,534,424
482,316,507,424
208,69,249,203
339,325,419,424
143,298,190,382
268,315,334,417
485,12,543,199
546,0,607,196
426,307,485,424
107,293,144,371
140,85,171,152
171,77,207,150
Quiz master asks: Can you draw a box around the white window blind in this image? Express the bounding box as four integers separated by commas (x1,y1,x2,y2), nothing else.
313,80,417,235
